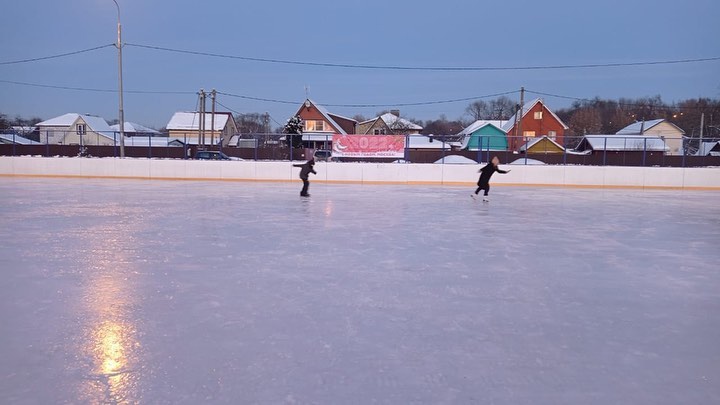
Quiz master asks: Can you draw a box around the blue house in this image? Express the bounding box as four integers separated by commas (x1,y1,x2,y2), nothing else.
457,120,508,151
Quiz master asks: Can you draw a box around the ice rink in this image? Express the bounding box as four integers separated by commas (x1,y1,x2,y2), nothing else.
1,177,719,404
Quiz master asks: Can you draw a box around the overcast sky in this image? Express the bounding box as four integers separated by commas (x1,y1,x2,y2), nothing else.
1,0,718,129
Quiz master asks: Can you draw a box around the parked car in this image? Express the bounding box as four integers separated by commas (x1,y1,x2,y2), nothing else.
195,151,243,161
313,149,335,162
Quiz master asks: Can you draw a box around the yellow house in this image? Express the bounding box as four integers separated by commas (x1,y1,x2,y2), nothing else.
616,119,685,155
519,135,565,154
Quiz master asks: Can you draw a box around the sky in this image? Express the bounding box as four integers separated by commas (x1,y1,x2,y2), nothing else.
1,0,719,130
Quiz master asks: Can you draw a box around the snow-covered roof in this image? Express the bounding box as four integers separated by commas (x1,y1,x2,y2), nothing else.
615,119,667,135
407,135,452,149
697,141,720,156
359,113,424,132
434,155,477,164
110,122,161,134
578,135,669,151
0,133,41,145
379,113,423,131
327,112,357,123
519,136,565,152
11,126,36,134
457,120,507,136
36,113,113,134
502,98,569,132
166,112,231,131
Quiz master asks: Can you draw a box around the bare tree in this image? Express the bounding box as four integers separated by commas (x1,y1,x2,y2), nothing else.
352,114,367,123
566,108,602,147
235,113,268,134
465,100,490,121
465,97,517,121
488,96,516,119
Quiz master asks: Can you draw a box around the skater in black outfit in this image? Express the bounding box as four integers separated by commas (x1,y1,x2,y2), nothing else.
293,158,316,197
473,156,509,201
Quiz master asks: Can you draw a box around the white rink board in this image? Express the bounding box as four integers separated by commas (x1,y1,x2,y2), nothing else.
1,156,719,188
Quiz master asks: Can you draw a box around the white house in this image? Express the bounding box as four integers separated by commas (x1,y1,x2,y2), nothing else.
36,113,117,146
574,135,669,153
357,111,423,135
166,112,237,146
615,119,685,155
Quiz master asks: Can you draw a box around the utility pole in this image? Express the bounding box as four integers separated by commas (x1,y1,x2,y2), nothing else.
111,0,125,158
210,89,216,147
515,86,525,150
198,89,206,148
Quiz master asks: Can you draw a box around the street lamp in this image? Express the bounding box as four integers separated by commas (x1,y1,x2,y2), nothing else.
112,0,125,158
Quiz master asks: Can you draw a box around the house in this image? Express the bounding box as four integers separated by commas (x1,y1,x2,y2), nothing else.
697,141,720,156
519,135,565,154
574,135,669,153
110,122,162,137
166,112,237,146
36,113,117,146
457,120,508,151
615,119,685,155
357,110,423,135
294,99,357,149
406,134,453,150
502,98,569,151
0,133,40,145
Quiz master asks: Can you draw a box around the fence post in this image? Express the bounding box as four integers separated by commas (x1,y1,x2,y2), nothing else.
602,137,607,166
45,131,50,157
405,134,409,163
643,138,647,167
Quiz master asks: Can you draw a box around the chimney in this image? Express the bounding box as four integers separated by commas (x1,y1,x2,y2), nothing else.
390,109,400,117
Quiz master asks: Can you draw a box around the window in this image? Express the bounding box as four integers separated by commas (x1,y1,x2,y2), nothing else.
534,111,543,120
304,120,325,132
523,131,536,137
76,124,86,135
548,130,557,140
373,128,386,135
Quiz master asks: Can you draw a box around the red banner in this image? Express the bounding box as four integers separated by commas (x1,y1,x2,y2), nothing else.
331,134,405,158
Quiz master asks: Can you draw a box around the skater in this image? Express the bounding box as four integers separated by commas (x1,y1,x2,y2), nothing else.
293,158,316,197
472,156,509,202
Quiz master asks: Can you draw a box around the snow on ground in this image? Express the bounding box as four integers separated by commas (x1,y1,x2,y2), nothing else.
0,178,719,404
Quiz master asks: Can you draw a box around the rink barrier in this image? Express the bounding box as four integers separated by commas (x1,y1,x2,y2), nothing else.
1,156,719,189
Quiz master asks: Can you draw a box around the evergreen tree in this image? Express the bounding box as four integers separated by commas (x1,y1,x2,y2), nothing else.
283,115,304,148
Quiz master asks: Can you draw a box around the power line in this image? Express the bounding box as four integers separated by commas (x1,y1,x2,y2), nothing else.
526,89,720,110
0,44,116,65
217,90,519,108
0,79,195,94
2,78,515,107
126,42,720,71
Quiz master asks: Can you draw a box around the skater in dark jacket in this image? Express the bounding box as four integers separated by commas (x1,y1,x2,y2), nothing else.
293,159,317,197
473,156,509,201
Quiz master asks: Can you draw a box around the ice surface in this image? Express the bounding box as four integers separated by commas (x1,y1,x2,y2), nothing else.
1,178,719,404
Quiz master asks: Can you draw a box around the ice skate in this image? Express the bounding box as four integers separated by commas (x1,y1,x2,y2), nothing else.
471,194,477,200
482,196,489,202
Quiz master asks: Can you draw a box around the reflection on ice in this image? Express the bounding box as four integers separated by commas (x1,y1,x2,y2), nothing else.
73,203,143,404
1,178,719,404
